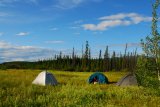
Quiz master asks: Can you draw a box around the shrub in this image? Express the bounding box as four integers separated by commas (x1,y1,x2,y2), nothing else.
135,56,160,89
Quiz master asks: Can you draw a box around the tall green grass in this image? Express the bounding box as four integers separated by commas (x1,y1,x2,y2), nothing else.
0,69,159,107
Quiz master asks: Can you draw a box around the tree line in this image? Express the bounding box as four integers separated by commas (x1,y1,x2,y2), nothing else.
0,41,138,72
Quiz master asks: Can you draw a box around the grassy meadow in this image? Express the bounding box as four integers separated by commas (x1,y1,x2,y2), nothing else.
0,69,160,107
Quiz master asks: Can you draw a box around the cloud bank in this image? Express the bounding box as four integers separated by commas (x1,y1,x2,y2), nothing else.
16,32,29,36
83,13,152,31
0,41,59,63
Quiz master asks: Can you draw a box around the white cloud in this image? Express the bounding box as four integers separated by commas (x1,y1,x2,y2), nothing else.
83,13,152,31
83,20,131,31
16,32,29,36
130,16,152,24
0,41,12,48
0,41,59,62
98,13,137,20
45,40,64,44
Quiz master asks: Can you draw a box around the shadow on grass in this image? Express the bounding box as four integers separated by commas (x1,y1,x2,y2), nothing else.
108,81,117,84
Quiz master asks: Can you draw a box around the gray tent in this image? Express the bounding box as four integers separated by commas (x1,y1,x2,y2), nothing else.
116,73,138,86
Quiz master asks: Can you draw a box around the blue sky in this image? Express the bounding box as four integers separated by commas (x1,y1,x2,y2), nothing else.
0,0,158,62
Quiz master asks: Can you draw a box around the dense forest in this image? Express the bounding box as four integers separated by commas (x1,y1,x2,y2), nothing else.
0,41,138,72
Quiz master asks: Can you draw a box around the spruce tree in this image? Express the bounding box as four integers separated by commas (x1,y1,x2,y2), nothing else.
98,50,102,71
86,41,89,70
72,47,75,68
104,46,109,71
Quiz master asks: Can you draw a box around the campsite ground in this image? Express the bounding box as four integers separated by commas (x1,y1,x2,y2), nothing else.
0,69,160,107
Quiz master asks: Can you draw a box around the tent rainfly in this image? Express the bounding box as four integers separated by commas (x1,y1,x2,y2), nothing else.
88,72,109,84
116,73,138,86
32,71,58,86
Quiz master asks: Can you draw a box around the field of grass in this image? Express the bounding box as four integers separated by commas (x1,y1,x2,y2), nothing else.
0,69,160,107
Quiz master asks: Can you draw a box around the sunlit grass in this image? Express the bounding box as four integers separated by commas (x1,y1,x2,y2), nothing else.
0,69,159,107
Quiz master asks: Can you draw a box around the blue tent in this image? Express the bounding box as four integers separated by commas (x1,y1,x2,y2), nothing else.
88,72,109,84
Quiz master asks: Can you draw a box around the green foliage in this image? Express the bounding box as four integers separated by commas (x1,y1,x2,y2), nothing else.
0,69,160,107
136,56,149,82
136,56,160,89
141,0,160,80
136,0,160,89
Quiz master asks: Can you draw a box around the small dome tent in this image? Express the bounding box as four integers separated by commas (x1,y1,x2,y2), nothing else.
116,73,138,86
32,71,58,86
88,72,109,84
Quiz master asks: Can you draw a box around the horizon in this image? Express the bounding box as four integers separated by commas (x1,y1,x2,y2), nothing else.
0,0,157,62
